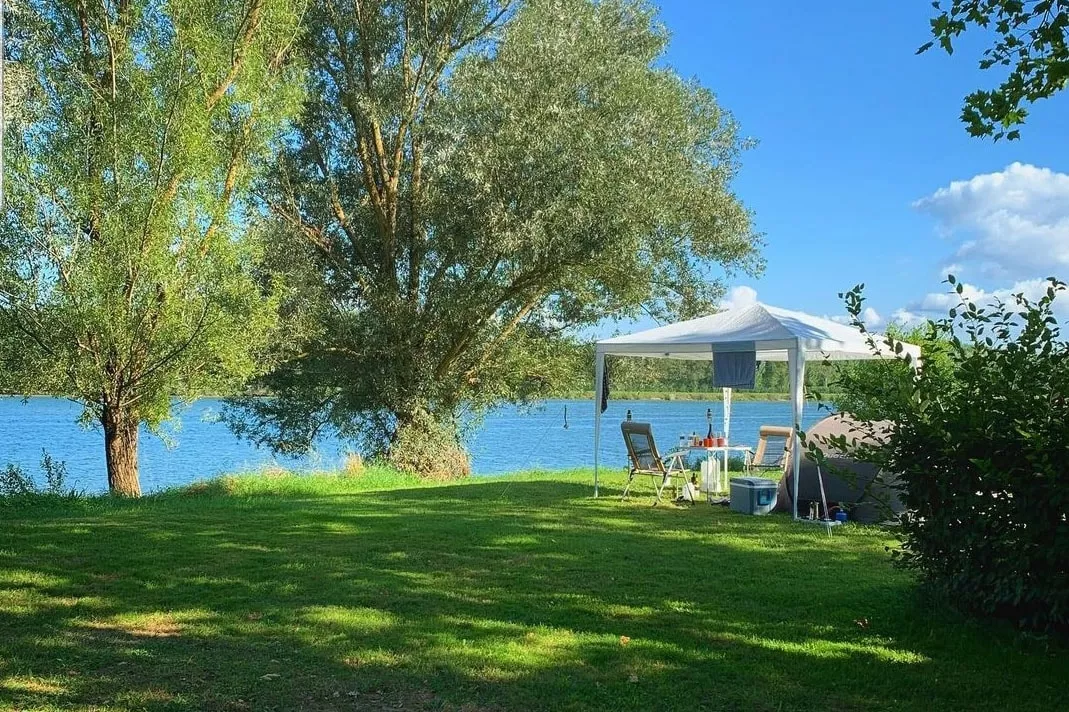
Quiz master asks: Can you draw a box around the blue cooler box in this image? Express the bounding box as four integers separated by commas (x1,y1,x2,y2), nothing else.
729,477,778,515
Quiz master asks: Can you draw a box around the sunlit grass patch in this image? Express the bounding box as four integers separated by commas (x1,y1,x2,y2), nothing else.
0,469,1065,712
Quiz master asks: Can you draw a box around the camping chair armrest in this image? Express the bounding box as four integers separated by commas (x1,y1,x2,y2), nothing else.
664,452,688,473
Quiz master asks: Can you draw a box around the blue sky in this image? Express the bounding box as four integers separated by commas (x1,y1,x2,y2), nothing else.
648,0,1069,328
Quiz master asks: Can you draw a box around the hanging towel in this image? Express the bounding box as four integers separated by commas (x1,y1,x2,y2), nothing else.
713,351,756,389
600,358,611,413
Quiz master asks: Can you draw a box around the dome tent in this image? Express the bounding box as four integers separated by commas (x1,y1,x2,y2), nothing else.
783,413,904,524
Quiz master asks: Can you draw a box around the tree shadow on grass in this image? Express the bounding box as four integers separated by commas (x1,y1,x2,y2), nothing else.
0,478,1066,711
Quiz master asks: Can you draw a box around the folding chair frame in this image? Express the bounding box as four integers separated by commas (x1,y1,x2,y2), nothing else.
620,421,690,505
747,425,794,476
621,451,688,504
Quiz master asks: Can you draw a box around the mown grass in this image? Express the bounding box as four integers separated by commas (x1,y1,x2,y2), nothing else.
0,469,1066,711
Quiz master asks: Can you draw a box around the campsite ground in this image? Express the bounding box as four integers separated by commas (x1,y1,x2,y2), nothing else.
1,469,1066,711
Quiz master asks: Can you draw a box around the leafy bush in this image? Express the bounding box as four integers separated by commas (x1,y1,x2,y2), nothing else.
825,323,955,422
826,277,1069,631
386,408,471,481
0,464,37,498
0,451,76,499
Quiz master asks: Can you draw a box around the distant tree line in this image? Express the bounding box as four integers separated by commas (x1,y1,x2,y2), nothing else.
555,345,844,396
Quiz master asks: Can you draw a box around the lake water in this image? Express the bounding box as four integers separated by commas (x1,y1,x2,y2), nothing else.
0,397,826,493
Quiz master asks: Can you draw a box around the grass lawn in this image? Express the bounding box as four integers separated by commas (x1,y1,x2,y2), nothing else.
1,469,1066,711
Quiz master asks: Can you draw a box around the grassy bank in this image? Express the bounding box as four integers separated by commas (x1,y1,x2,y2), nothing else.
1,469,1066,711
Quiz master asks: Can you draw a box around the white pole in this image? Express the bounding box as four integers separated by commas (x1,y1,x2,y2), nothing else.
723,387,732,442
593,348,605,498
788,341,806,520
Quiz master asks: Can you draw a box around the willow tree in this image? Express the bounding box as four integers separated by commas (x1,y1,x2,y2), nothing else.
0,0,304,495
233,0,760,476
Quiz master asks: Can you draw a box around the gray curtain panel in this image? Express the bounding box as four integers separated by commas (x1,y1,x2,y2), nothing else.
713,351,756,389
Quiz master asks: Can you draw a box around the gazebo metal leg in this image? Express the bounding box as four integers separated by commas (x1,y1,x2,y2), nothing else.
621,469,636,500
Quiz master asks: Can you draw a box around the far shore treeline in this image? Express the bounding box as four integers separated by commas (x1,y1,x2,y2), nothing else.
554,344,844,398
0,348,843,401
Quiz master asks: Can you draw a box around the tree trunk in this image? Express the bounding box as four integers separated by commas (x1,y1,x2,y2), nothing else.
102,405,141,496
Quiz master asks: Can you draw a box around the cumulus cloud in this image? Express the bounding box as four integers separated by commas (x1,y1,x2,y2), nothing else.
720,285,758,311
827,307,882,327
906,278,1068,318
863,307,883,326
890,309,926,327
913,163,1069,280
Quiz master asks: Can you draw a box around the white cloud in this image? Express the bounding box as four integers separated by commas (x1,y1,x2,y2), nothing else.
826,307,882,327
863,307,883,326
720,285,758,311
913,163,1069,280
891,309,926,327
906,278,1068,317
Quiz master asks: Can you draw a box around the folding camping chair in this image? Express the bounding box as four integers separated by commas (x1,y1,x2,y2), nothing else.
620,421,689,504
748,425,794,475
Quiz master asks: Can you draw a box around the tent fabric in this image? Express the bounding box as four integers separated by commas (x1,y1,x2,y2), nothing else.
596,303,921,362
782,414,903,524
713,351,756,389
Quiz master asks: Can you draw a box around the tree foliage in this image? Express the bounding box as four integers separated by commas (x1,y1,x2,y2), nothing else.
822,277,1069,631
231,0,761,473
0,0,304,494
921,0,1069,139
822,298,955,422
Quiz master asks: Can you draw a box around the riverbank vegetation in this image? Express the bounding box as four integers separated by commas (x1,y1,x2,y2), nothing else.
1,469,1066,712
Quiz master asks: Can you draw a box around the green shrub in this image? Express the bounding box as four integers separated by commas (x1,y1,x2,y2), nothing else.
0,451,77,500
386,408,471,481
825,277,1069,631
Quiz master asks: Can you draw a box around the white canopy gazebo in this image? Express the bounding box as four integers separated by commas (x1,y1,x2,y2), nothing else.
593,302,920,519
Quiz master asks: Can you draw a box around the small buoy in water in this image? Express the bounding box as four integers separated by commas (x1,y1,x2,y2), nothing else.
563,405,569,429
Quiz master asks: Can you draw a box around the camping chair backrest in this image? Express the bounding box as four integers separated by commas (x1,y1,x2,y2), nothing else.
621,421,665,473
752,425,794,472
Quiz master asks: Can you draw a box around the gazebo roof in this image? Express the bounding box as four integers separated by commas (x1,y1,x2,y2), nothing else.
596,302,920,362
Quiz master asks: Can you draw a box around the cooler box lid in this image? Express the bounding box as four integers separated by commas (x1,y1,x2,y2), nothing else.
730,476,778,488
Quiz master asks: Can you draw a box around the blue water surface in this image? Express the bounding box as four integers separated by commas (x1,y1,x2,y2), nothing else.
0,397,825,493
